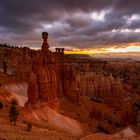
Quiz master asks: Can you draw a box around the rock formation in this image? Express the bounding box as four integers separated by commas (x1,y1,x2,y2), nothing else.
0,33,140,133
27,32,87,109
26,33,138,126
27,32,60,111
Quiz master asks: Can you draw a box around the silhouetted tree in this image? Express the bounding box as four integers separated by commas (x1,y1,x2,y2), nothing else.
0,101,3,109
2,61,8,73
9,98,19,125
10,98,18,105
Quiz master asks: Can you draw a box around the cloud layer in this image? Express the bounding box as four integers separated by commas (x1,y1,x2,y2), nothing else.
0,0,140,50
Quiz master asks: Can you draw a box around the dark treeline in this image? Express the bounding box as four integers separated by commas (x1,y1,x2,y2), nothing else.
0,43,27,49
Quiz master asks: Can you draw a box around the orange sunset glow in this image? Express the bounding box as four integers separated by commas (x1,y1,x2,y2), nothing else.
65,45,140,54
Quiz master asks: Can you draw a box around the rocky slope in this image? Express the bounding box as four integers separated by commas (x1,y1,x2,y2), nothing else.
0,87,139,140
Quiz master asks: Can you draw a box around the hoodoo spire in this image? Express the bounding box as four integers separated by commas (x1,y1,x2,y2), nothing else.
41,32,49,52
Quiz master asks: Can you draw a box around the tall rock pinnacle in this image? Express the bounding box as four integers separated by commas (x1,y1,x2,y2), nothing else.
41,32,49,52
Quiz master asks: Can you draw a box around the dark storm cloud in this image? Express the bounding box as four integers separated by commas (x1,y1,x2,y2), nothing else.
56,31,140,49
0,0,140,48
0,0,112,32
126,19,140,29
113,0,140,13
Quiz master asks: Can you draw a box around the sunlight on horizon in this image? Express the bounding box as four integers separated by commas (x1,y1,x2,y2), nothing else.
65,46,140,54
106,46,140,53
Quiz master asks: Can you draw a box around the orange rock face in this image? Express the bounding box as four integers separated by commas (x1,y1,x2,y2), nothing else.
26,33,138,126
1,33,139,130
27,71,38,104
27,32,61,111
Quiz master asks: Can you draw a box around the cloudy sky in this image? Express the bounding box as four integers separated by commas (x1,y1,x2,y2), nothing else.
0,0,140,58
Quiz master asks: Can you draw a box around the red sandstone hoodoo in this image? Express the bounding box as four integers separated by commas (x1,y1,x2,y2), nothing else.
27,32,62,111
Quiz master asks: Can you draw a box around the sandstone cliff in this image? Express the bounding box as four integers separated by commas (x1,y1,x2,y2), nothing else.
0,33,140,136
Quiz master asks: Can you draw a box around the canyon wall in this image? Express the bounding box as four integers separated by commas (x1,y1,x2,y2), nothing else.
0,33,139,129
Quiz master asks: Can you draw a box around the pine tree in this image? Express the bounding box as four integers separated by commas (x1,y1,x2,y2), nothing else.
3,61,7,73
0,101,3,109
9,98,19,126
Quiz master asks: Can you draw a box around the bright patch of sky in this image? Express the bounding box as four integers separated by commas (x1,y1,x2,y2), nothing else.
111,28,140,33
65,45,140,54
107,46,140,53
42,23,52,29
124,14,140,24
90,9,111,21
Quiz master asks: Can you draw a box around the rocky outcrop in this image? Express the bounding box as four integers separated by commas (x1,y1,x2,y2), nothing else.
0,45,35,83
104,60,140,94
26,32,137,126
27,71,38,104
1,33,139,130
62,68,125,107
27,32,61,111
62,64,80,104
